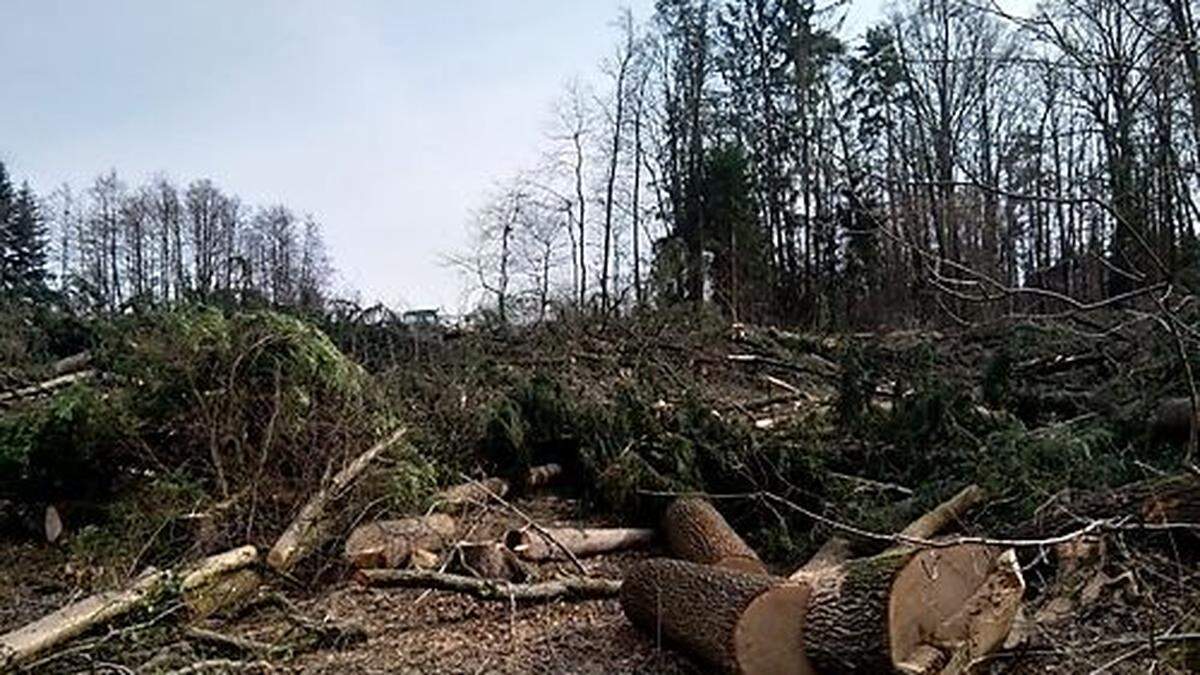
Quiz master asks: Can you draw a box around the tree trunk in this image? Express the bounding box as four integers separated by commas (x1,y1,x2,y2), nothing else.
661,497,767,573
620,558,815,674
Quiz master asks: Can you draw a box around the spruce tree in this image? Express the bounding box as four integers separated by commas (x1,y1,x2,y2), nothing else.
0,161,15,292
12,182,49,293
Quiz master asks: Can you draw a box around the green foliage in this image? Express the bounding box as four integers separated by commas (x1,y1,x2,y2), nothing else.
835,340,883,430
0,384,128,501
982,346,1012,406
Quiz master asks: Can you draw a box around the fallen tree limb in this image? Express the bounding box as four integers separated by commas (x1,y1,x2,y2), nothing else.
896,484,986,543
51,351,93,377
662,497,767,573
343,513,457,569
789,537,852,579
0,370,96,406
356,569,620,602
1013,472,1200,539
0,546,259,669
504,527,655,561
267,427,408,572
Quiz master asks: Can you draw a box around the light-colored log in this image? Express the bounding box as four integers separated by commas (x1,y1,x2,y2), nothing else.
504,527,654,561
267,427,407,572
356,569,620,601
343,513,457,569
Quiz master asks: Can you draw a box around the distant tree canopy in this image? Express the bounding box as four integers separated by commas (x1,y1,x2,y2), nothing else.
463,0,1200,329
0,159,334,315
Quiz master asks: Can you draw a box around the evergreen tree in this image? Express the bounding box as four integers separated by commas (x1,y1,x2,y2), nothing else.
0,161,14,291
12,182,49,294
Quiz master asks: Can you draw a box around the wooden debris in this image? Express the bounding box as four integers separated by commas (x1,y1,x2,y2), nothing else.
620,558,815,674
0,545,260,669
356,569,620,602
343,513,457,569
894,484,986,544
504,526,654,561
1015,472,1200,539
0,370,96,407
267,427,408,572
51,351,93,376
661,497,767,573
453,542,530,581
184,569,263,619
433,462,566,507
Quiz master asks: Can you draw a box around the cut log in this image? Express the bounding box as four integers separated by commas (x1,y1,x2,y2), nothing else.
1149,397,1197,446
357,569,621,602
343,513,457,569
183,569,263,619
504,527,654,561
453,542,530,581
0,546,260,669
620,558,814,675
789,536,851,580
267,427,407,572
662,497,767,574
51,351,93,377
803,543,1023,674
521,462,565,490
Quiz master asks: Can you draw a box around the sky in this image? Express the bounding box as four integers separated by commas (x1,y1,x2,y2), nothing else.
0,0,893,313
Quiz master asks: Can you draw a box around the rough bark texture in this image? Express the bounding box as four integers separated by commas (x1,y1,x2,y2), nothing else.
620,558,811,674
183,569,263,619
344,513,457,569
662,498,767,573
267,427,407,572
803,543,1011,674
505,527,654,561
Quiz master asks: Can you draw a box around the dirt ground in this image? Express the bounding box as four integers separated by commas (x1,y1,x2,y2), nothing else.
2,494,1197,673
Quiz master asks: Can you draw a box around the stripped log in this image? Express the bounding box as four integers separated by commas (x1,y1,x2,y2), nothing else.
620,558,814,674
804,544,1023,674
662,497,767,573
267,427,408,572
0,546,259,669
504,527,654,561
357,569,620,601
343,513,457,569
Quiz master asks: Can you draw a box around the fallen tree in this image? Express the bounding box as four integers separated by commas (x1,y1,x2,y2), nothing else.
1014,472,1200,539
267,427,408,572
0,545,259,669
504,527,654,562
343,513,457,569
356,569,620,602
661,497,767,573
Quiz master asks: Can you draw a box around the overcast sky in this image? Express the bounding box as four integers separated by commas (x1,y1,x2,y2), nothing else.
1,0,894,313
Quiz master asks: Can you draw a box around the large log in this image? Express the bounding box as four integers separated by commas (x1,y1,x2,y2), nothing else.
662,497,767,574
0,546,259,669
267,427,408,572
803,544,1024,674
620,558,814,674
504,526,654,561
453,542,530,581
343,513,457,569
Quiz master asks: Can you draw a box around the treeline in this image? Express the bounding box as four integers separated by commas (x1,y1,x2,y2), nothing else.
0,159,334,314
466,0,1200,328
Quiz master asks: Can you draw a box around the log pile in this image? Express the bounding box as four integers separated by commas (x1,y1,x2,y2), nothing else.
622,490,1028,674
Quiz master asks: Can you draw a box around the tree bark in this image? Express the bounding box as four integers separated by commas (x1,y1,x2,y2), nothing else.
661,497,767,573
620,558,814,674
